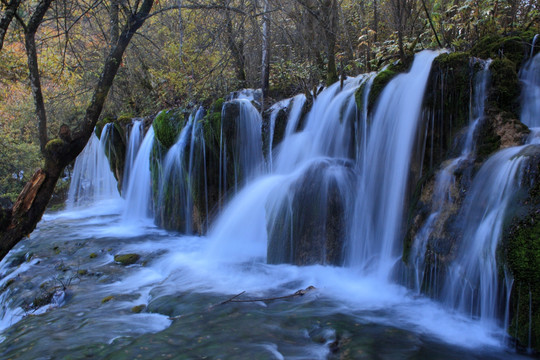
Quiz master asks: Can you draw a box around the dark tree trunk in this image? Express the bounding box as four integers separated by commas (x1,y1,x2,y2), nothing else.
24,0,54,154
0,0,155,261
25,31,49,154
322,0,338,85
225,11,247,87
0,0,21,51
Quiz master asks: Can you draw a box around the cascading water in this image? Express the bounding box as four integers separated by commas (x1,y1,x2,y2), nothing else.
208,75,366,263
266,98,292,172
122,126,155,223
409,59,491,292
5,49,540,358
122,119,143,194
66,124,120,208
350,50,440,278
219,99,263,194
157,114,195,232
442,145,533,325
520,42,540,129
284,94,306,136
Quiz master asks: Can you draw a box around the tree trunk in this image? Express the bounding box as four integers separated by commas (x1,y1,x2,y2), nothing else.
0,0,155,262
261,0,270,97
0,0,21,51
225,11,246,87
25,31,49,154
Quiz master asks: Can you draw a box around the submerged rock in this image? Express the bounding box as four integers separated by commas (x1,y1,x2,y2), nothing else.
114,254,140,266
266,159,355,266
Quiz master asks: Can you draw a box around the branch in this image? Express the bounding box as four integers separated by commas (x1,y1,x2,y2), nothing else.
420,0,442,48
168,286,317,321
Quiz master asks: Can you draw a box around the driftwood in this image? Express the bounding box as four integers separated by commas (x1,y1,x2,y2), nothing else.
168,286,317,320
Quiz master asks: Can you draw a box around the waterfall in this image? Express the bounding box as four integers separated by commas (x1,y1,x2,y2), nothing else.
122,126,155,223
66,124,119,208
350,51,440,278
219,99,263,194
157,115,195,233
442,145,532,324
267,98,292,172
208,75,366,263
520,52,540,129
409,59,491,292
122,119,144,194
284,94,306,136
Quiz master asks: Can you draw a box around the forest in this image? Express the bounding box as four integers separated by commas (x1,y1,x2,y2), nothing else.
1,0,540,358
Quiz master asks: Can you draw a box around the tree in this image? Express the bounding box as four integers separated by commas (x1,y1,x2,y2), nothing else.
0,0,155,260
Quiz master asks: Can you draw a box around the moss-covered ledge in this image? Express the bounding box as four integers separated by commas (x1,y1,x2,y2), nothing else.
501,145,540,351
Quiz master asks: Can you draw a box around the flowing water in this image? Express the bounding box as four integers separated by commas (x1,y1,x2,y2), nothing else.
0,50,538,358
122,119,144,194
409,59,491,293
66,125,120,209
0,207,526,359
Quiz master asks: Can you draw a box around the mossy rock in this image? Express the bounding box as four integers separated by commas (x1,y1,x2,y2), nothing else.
45,138,66,158
101,295,114,303
418,51,472,173
101,122,126,190
131,304,146,313
95,117,114,139
489,58,520,115
114,253,140,265
267,160,354,266
117,114,134,125
367,61,409,113
153,109,187,149
354,81,367,113
472,33,530,68
502,148,540,351
506,212,540,350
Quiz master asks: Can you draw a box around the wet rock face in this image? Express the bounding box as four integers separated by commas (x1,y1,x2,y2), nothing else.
267,160,355,266
102,123,126,193
503,146,540,350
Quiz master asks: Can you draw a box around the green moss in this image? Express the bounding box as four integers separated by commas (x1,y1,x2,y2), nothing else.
472,33,530,68
101,295,114,303
45,138,64,157
368,61,409,113
89,252,97,259
131,304,146,313
95,117,114,139
354,81,367,112
489,58,520,114
117,114,134,125
211,98,225,113
114,253,140,265
506,213,540,349
475,120,502,161
153,109,186,149
77,269,88,276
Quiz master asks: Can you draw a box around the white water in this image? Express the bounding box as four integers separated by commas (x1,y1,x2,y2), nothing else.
158,115,194,232
122,119,143,194
284,94,306,136
14,50,539,355
66,125,120,208
520,52,540,128
122,126,155,224
409,59,491,292
267,98,292,172
219,99,264,193
443,145,532,325
350,50,440,278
